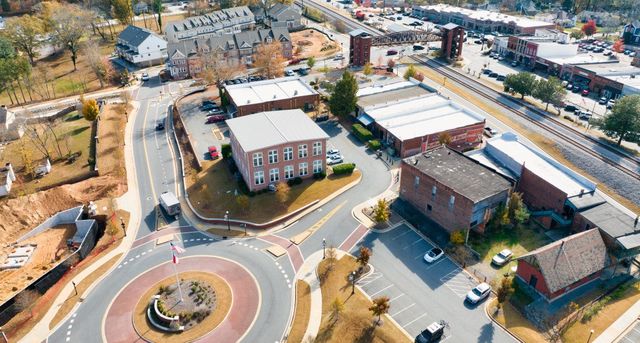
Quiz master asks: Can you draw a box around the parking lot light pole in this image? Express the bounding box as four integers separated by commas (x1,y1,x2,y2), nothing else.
225,211,230,231
351,271,356,295
587,329,594,343
322,238,326,259
120,217,126,237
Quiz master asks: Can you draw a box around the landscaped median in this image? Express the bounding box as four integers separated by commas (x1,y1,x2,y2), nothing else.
185,158,361,224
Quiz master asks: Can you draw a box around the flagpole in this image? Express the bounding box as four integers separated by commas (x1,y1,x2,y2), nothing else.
172,251,184,302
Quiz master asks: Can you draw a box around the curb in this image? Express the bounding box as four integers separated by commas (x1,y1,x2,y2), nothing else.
483,299,525,343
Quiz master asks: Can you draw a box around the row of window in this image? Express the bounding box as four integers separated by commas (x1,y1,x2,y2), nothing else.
414,176,455,211
254,161,323,185
252,142,323,167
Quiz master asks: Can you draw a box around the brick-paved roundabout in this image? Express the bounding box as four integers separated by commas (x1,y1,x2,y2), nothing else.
103,256,260,343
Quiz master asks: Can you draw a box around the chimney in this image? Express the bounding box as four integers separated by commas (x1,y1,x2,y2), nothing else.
294,90,298,95
635,215,639,228
579,189,584,197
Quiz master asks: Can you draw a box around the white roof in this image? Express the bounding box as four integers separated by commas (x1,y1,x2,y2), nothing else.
225,77,317,106
357,80,417,97
363,94,485,141
227,109,329,152
547,53,612,65
477,133,596,197
417,4,551,28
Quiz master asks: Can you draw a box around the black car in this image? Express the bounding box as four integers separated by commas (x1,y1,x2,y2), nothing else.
415,321,445,343
489,72,498,78
200,103,219,111
413,44,425,50
564,104,578,112
482,69,492,75
496,75,506,81
155,120,165,131
572,86,581,93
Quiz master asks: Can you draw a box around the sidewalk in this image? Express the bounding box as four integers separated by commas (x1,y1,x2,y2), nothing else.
21,95,144,342
594,300,640,343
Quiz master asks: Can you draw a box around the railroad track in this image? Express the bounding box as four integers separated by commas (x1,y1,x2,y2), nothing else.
410,54,640,180
296,0,381,36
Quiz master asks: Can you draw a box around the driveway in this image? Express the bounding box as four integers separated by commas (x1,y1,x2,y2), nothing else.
178,92,229,163
352,223,516,342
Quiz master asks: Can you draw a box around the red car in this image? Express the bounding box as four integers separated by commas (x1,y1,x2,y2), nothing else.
208,146,219,159
582,89,590,96
206,115,225,124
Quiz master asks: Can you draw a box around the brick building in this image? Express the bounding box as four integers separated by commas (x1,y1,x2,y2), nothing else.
349,29,372,67
399,146,513,233
505,35,576,69
223,77,319,117
356,84,485,157
516,229,609,301
226,110,329,192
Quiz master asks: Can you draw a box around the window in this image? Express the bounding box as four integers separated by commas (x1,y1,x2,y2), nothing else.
254,171,264,185
414,176,420,187
269,168,279,182
431,185,437,200
299,162,308,176
298,144,307,158
449,195,455,211
312,141,322,156
313,160,322,173
427,204,432,212
253,152,263,167
284,165,294,179
268,150,278,164
284,147,293,161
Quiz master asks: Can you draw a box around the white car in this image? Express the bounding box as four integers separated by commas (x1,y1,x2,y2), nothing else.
326,155,344,165
285,70,295,77
141,72,149,81
466,283,491,304
327,148,340,157
423,247,444,263
491,249,513,266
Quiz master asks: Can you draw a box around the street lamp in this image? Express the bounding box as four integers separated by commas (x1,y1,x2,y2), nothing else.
587,329,594,343
322,238,326,259
351,271,356,295
0,326,8,343
120,217,126,237
225,211,230,231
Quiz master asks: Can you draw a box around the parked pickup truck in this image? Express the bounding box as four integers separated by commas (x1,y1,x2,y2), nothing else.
159,191,180,216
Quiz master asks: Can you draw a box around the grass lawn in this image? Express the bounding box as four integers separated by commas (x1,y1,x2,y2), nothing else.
414,63,640,215
488,299,548,343
468,223,551,278
0,111,94,195
315,256,409,343
186,158,361,223
288,280,312,343
562,281,640,343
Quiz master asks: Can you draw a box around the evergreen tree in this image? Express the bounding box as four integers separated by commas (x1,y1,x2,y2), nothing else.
329,71,358,117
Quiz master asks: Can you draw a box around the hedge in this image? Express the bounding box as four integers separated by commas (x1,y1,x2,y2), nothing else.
332,163,356,175
221,144,232,159
367,139,381,151
352,124,373,142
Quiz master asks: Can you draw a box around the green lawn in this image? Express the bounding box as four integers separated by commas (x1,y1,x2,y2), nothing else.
1,111,93,194
468,223,552,276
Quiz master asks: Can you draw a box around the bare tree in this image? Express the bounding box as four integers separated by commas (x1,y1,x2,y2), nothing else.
84,39,113,88
253,42,286,79
48,3,94,71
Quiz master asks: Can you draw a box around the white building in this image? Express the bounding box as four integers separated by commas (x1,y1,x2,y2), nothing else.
0,105,24,141
115,25,168,67
0,163,16,197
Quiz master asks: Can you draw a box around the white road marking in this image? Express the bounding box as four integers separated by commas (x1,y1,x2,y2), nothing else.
370,284,394,297
403,313,429,328
66,338,70,342
391,303,415,316
389,294,405,303
70,319,74,324
68,325,72,329
135,255,140,258
424,258,447,270
391,229,412,241
141,252,146,256
411,238,424,245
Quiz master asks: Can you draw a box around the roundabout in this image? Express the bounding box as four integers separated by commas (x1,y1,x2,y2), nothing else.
104,256,260,343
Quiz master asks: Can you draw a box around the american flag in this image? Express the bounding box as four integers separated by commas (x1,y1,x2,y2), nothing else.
170,242,185,264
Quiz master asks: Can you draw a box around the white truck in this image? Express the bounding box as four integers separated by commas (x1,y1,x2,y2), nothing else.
159,191,180,216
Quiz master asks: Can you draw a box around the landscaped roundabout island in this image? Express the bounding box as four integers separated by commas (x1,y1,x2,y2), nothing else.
132,271,231,342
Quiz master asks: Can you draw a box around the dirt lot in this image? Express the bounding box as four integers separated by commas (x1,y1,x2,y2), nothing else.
291,29,339,59
0,104,127,263
0,110,93,195
0,224,76,303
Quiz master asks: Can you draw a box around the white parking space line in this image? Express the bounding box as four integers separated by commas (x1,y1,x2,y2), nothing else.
391,229,412,241
411,238,425,246
402,312,429,328
389,294,405,303
358,272,383,286
391,303,415,317
424,258,447,271
440,268,477,298
370,284,394,297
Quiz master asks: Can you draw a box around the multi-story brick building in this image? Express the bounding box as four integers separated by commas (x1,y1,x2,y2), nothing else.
164,6,255,42
226,109,329,192
412,4,554,35
356,82,485,157
223,77,319,117
349,29,372,67
167,27,292,79
399,146,513,233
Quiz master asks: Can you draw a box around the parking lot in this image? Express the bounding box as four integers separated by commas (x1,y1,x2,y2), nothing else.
178,91,229,163
352,223,515,342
